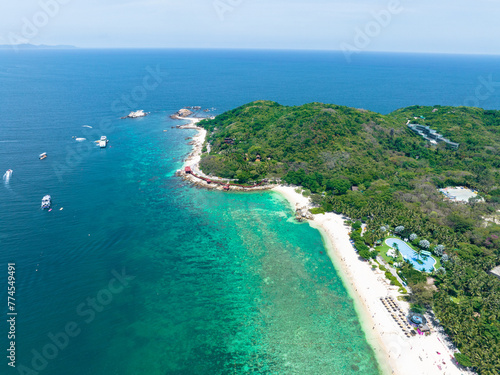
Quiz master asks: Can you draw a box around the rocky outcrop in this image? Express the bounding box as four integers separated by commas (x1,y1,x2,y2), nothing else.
295,206,313,221
122,110,148,119
170,109,193,119
175,169,273,192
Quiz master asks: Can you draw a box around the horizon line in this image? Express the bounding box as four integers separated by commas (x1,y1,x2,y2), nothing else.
2,44,500,57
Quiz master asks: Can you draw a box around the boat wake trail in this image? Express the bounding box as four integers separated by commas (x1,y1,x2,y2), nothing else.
82,125,93,128
3,169,12,184
3,169,13,189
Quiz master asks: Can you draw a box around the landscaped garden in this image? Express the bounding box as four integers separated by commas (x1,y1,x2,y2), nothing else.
349,222,445,280
373,224,444,273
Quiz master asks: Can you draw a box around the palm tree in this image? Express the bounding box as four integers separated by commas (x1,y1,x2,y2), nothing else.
414,247,422,261
395,247,401,260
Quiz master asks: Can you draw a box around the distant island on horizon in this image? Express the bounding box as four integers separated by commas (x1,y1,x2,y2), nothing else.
0,43,77,50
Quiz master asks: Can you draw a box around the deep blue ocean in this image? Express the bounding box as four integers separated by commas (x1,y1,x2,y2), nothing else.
1,49,500,375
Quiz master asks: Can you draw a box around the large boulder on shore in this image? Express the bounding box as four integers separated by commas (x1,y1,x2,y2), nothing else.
171,109,193,119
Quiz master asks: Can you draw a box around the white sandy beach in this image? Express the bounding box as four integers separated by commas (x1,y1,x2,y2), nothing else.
181,121,468,375
272,185,470,375
180,117,226,182
180,117,206,168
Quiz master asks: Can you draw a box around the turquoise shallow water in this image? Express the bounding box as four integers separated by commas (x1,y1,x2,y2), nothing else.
2,49,500,374
84,188,382,374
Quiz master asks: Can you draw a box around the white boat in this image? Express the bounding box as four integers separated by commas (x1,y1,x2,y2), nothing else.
99,136,108,148
75,137,86,142
39,152,47,160
41,195,51,209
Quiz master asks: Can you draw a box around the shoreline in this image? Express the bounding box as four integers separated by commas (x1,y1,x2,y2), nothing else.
271,185,469,375
178,118,467,375
271,186,395,374
179,117,206,168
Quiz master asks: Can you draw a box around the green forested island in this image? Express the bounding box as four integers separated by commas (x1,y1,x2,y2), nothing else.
198,101,500,374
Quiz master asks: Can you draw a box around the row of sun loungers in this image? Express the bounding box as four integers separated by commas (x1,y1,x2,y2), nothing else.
380,296,415,337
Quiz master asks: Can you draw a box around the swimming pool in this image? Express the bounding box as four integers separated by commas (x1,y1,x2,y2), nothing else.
385,238,436,272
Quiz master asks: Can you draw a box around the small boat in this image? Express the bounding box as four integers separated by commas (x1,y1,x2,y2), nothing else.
75,137,86,142
41,195,51,209
39,152,47,160
99,136,108,148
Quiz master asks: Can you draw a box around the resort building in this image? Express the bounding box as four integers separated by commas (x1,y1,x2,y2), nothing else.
439,186,482,203
407,124,459,149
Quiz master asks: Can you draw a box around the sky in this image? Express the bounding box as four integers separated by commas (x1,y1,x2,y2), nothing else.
0,0,499,54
